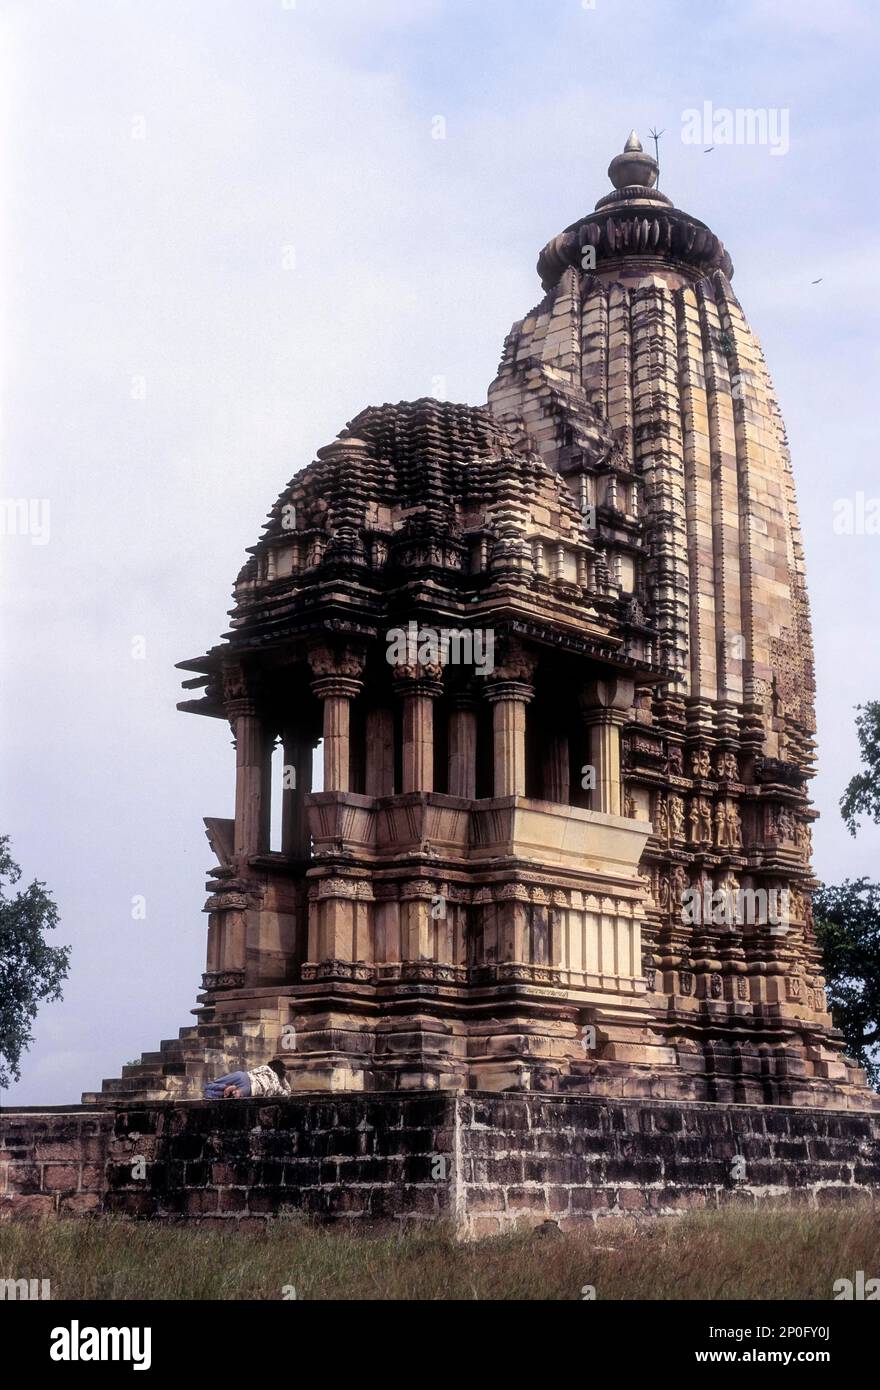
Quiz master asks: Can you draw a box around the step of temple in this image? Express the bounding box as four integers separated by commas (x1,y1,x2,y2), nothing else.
82,1016,282,1103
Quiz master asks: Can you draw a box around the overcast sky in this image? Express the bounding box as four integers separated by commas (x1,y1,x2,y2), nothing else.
2,0,879,1105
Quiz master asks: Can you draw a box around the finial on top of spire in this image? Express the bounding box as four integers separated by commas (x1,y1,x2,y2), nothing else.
608,131,659,191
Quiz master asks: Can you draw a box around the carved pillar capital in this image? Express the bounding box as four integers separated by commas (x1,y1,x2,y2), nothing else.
448,686,478,713
222,661,263,721
307,641,367,683
580,676,635,721
485,638,537,686
310,674,364,703
481,679,535,707
391,664,444,701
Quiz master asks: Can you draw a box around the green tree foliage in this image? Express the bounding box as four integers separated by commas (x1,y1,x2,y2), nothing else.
0,836,70,1089
814,880,880,1088
840,701,880,836
812,703,880,1088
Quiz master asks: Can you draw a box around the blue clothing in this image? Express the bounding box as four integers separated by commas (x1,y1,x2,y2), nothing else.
203,1070,252,1100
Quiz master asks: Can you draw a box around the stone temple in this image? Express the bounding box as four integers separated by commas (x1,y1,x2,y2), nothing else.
85,134,874,1114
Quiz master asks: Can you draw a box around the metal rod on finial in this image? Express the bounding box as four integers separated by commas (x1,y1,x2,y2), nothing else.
649,127,665,190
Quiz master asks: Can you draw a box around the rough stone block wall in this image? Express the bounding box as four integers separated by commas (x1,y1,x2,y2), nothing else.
0,1098,453,1228
456,1096,880,1236
102,1095,452,1224
2,1095,878,1236
0,1110,116,1218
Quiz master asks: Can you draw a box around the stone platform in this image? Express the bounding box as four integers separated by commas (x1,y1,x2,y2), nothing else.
2,1094,879,1237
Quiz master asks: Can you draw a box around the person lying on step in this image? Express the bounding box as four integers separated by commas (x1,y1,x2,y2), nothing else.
202,1058,290,1100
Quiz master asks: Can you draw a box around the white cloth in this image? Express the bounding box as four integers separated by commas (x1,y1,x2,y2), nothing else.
247,1064,291,1098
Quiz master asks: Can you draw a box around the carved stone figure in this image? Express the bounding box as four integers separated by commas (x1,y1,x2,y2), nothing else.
714,800,729,848
775,807,795,842
717,750,739,781
667,744,684,776
658,875,672,913
795,822,812,859
639,868,656,906
691,748,712,779
671,865,689,907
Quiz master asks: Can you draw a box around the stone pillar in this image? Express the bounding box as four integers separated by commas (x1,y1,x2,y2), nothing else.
448,692,477,799
281,730,315,858
315,681,357,792
485,683,533,797
220,905,247,975
482,643,537,798
308,644,366,794
235,714,271,858
223,665,271,861
580,677,635,817
205,911,220,975
365,707,395,797
393,666,443,794
545,732,570,803
203,890,249,986
587,715,623,815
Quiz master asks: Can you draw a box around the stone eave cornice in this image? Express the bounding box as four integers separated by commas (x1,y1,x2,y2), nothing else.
179,581,641,693
537,203,733,291
177,696,228,720
176,655,214,675
224,583,626,658
507,617,666,683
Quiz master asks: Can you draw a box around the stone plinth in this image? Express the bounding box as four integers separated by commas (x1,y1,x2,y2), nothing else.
3,1096,878,1237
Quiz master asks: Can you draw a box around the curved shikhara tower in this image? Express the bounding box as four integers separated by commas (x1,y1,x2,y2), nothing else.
497,133,816,770
89,137,875,1110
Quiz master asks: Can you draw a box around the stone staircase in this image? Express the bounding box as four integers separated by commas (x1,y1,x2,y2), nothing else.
81,1007,283,1105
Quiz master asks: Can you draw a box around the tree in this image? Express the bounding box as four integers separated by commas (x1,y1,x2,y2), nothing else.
811,703,880,1088
0,836,70,1089
840,701,880,835
814,880,880,1088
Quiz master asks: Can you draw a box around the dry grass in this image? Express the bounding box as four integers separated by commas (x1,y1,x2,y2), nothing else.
1,1205,878,1300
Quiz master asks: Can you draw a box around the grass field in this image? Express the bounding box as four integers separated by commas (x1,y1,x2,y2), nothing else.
1,1206,878,1300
